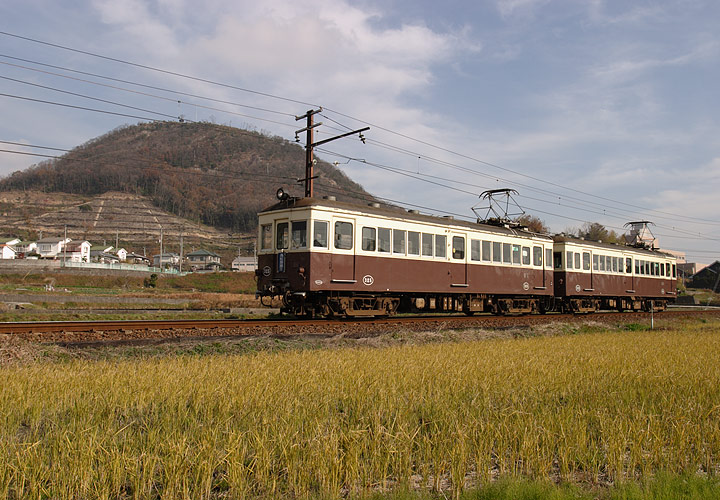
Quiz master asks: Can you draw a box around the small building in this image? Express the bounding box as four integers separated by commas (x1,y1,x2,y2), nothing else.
187,249,222,270
115,248,127,262
14,241,37,258
61,240,92,263
688,261,720,290
90,250,120,264
0,238,19,259
37,237,71,259
126,252,151,265
153,252,180,268
232,256,258,272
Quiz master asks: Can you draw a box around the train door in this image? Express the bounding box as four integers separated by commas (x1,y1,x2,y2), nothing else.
330,217,356,283
449,232,468,287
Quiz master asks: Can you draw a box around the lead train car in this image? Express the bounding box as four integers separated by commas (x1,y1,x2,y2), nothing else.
552,236,677,313
256,197,555,317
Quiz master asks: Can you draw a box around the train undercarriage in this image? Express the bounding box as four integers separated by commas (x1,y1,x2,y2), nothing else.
279,291,668,318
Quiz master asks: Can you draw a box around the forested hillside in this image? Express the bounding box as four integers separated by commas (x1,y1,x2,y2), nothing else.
0,122,376,232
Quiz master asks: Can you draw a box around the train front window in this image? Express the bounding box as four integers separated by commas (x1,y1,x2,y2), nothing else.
483,241,492,262
261,224,272,250
574,252,581,270
435,235,446,258
393,230,406,254
422,233,433,256
362,227,376,251
494,242,502,263
566,251,573,270
378,228,391,253
546,248,552,268
313,221,328,248
408,231,420,256
452,236,465,260
291,221,307,249
593,255,599,271
533,246,542,266
666,263,671,276
522,246,530,265
276,222,289,250
334,221,353,250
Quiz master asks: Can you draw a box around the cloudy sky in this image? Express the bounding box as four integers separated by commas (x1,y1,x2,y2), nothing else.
0,0,718,263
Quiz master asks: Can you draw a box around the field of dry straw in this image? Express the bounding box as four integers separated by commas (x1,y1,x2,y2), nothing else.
1,319,719,499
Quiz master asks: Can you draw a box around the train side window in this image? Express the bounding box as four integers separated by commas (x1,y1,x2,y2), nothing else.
494,242,502,263
635,260,640,274
650,262,655,276
482,240,492,262
422,233,433,257
593,254,599,271
362,227,376,252
672,264,676,278
666,263,670,276
334,221,353,250
645,261,650,275
393,230,406,254
276,222,289,250
553,251,562,269
611,257,617,273
512,244,521,264
378,228,391,253
261,224,272,250
291,221,307,249
566,251,573,269
522,246,530,265
471,239,481,261
574,252,581,270
503,243,512,264
606,256,612,272
655,262,660,276
626,258,632,274
599,255,605,271
583,252,590,271
313,221,328,248
533,246,542,266
546,248,552,268
452,236,465,260
435,235,447,258
408,231,420,256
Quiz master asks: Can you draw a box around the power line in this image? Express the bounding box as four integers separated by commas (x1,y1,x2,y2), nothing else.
0,92,159,121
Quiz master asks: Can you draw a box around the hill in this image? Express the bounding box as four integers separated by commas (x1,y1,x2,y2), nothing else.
0,121,377,233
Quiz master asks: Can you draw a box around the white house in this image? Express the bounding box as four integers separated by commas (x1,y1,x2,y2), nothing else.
14,241,38,259
232,256,258,272
153,253,180,268
62,241,92,263
37,237,71,259
0,239,18,259
187,249,222,270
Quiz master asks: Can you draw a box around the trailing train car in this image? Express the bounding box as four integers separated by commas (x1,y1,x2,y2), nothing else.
552,236,677,312
256,196,555,317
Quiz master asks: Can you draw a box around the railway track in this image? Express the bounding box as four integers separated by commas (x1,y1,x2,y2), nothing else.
1,309,718,346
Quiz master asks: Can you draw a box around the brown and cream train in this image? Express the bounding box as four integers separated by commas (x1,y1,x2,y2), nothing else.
255,197,677,317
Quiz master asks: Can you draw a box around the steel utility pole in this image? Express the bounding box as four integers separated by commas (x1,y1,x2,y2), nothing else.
295,108,369,198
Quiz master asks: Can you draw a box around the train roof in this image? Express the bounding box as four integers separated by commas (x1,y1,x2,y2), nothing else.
260,197,554,240
553,235,676,258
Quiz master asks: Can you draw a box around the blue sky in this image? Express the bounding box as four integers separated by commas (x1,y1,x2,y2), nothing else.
0,0,718,263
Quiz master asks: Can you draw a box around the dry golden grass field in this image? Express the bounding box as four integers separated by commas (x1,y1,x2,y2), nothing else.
1,317,720,499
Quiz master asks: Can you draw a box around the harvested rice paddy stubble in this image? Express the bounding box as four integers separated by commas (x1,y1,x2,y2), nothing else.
2,323,720,498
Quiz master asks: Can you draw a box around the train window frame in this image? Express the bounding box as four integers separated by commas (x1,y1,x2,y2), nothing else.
452,236,465,260
435,234,447,258
422,233,433,257
599,255,605,271
666,262,671,277
626,258,632,274
393,229,406,255
493,242,502,263
361,227,376,252
593,254,599,271
313,220,328,248
471,239,481,261
334,221,353,250
503,243,512,264
260,224,273,250
522,246,531,266
566,251,573,270
533,246,542,266
583,252,590,271
612,257,618,273
574,252,581,270
378,227,391,253
291,220,307,249
553,251,562,269
605,256,612,273
635,260,640,274
482,240,492,262
276,222,289,250
672,264,676,278
546,248,552,268
408,231,420,256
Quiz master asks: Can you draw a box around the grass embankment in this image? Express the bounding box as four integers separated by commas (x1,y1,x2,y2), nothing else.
2,320,720,499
